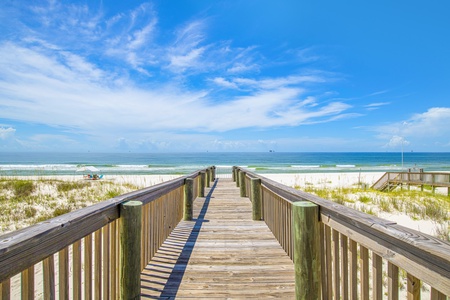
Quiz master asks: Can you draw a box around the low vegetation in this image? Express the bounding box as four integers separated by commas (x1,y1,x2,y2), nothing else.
0,178,140,235
299,184,450,242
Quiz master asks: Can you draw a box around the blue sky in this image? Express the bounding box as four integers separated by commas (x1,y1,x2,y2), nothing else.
1,0,449,152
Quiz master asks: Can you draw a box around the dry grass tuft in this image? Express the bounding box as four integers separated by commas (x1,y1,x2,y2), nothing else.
0,178,141,235
296,184,450,241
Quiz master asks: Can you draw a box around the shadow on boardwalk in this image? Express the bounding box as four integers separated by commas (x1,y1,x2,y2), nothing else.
140,178,295,299
141,180,218,299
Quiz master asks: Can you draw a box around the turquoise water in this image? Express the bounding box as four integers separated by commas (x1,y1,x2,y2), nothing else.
1,152,450,176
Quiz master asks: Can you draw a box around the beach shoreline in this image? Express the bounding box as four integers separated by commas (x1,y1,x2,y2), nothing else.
2,171,448,237
1,171,448,299
3,171,383,187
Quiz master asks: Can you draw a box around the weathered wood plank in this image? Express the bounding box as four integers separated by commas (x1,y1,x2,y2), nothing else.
0,175,191,283
140,178,295,299
243,167,450,296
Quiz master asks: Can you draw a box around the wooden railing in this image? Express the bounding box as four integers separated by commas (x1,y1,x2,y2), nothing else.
373,171,450,192
0,166,215,299
235,166,450,299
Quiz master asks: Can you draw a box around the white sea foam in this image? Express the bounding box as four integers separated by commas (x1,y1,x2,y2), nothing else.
291,165,321,168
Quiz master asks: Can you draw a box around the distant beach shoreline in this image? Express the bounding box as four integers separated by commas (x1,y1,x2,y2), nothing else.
2,152,450,176
2,171,448,238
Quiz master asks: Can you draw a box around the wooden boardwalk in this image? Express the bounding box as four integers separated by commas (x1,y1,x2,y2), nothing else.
140,178,295,299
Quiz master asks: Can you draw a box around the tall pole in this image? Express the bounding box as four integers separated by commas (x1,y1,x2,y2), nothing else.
401,137,404,170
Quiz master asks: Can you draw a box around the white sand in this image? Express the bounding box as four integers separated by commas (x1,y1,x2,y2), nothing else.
3,172,447,299
262,172,447,237
263,172,385,189
8,172,445,237
9,174,182,188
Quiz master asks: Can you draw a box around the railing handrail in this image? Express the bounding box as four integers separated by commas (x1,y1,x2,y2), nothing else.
0,169,206,283
372,171,450,189
237,167,450,295
371,172,394,189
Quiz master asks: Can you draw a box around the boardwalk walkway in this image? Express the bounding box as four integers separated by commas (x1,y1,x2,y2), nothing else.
140,178,295,299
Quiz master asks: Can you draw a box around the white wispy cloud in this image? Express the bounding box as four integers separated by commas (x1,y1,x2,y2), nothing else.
0,43,351,133
212,77,239,89
385,135,410,148
375,107,450,150
0,127,16,140
365,102,390,110
0,1,357,151
227,62,259,74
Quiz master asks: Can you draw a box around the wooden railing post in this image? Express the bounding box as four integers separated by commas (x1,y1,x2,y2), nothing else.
232,166,236,182
250,178,262,220
235,168,240,187
293,201,321,300
239,171,246,197
198,171,205,197
184,178,194,221
119,201,142,300
432,174,436,194
206,168,211,188
212,166,216,181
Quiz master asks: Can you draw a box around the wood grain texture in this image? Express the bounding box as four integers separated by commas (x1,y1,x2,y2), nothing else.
238,167,450,296
0,171,203,283
140,178,295,299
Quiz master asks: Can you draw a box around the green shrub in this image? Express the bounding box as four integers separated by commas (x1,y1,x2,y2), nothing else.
330,191,348,205
378,198,392,212
424,201,448,222
24,206,37,218
13,180,35,198
106,189,122,199
57,181,90,192
53,206,72,217
435,224,450,242
358,195,372,204
360,206,376,216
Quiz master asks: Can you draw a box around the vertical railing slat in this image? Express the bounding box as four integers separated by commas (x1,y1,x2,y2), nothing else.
103,224,110,300
110,220,118,300
84,234,92,300
407,273,421,300
43,255,55,300
372,253,383,300
332,229,340,300
141,204,147,270
430,287,447,300
58,247,69,300
1,278,11,300
340,234,349,299
349,239,358,300
388,262,399,300
73,240,82,300
320,222,328,299
94,229,102,300
21,265,34,300
324,225,332,300
360,245,369,300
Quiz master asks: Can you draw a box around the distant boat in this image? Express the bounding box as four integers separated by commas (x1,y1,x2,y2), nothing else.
269,150,275,152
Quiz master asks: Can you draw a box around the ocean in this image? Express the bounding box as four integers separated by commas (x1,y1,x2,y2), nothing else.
1,152,450,176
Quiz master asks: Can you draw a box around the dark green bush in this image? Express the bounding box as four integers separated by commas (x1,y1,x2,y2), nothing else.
57,181,90,193
13,180,35,198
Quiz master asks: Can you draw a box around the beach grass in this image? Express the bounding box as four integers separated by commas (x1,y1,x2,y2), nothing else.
0,177,141,234
1,173,449,242
300,185,449,241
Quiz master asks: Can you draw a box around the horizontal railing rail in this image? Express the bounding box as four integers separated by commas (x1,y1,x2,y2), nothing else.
0,166,215,299
215,166,233,178
372,171,450,191
235,166,450,299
